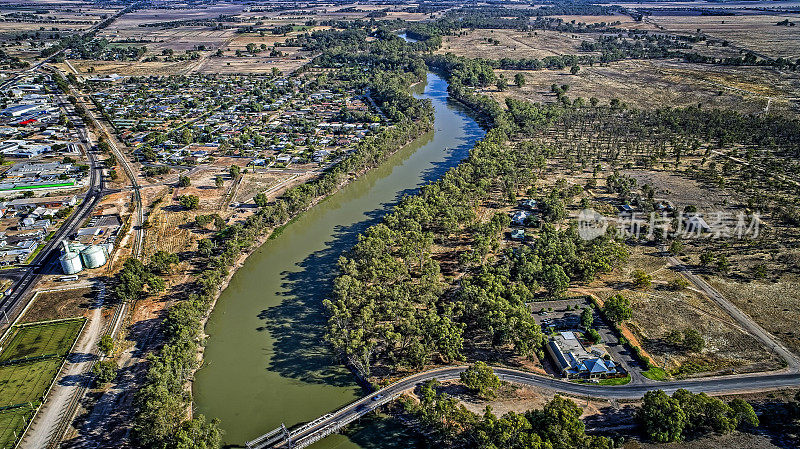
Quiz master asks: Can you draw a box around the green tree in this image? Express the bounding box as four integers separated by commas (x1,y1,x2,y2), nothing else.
172,415,223,449
460,361,500,399
178,175,191,187
584,328,601,344
195,215,212,228
699,251,715,266
602,294,631,324
580,307,594,329
541,264,569,297
254,192,269,208
631,269,652,289
715,254,730,274
682,328,704,352
529,395,605,449
514,73,526,88
98,335,114,355
673,389,735,435
637,390,687,443
729,398,759,429
667,278,689,291
93,360,118,384
179,194,199,210
229,164,241,179
668,239,684,255
214,175,223,188
570,64,580,75
496,78,508,91
148,250,179,275
114,258,165,302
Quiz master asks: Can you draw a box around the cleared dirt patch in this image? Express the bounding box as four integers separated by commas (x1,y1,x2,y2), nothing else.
21,287,95,323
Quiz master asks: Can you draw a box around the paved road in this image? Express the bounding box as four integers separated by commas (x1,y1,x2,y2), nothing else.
0,90,104,336
253,363,800,448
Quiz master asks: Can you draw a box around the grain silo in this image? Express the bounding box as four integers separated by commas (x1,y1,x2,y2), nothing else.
80,245,107,269
59,241,83,274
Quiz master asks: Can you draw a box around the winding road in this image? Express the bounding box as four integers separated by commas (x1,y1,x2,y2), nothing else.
251,362,800,449
253,249,800,448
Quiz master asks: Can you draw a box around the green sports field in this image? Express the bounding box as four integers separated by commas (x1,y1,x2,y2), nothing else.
0,359,63,407
0,319,84,363
0,319,85,449
0,408,34,449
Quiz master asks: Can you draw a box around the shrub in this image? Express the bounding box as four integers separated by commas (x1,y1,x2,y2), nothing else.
179,194,200,210
460,361,500,399
93,360,118,384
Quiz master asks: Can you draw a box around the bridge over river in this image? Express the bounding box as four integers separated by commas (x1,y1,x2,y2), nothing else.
246,365,800,449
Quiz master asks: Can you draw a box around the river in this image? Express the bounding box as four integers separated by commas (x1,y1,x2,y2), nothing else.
193,72,484,448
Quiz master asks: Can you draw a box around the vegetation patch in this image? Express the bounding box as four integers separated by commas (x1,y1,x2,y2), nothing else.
0,319,84,448
0,319,84,363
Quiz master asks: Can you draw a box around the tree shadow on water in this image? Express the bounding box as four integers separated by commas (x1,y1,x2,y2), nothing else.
256,76,486,389
344,415,430,449
258,210,385,388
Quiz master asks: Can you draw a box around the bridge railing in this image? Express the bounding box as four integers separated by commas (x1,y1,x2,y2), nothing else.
245,423,286,449
249,366,469,449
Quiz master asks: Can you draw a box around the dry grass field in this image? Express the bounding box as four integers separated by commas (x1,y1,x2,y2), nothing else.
589,246,781,377
649,13,800,59
234,171,294,204
195,54,309,75
487,60,800,116
708,276,800,359
548,14,660,31
143,202,195,259
21,287,95,323
437,28,593,60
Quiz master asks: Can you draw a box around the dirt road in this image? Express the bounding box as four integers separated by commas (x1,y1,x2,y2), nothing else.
19,284,106,449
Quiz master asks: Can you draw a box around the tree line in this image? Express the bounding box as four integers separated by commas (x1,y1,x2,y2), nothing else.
129,29,440,448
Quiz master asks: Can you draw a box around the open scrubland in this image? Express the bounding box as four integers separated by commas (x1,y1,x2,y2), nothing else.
649,13,800,59
489,61,800,116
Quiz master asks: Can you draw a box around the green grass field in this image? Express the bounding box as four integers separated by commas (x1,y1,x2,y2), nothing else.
0,359,63,407
0,408,34,449
0,319,84,363
0,319,85,448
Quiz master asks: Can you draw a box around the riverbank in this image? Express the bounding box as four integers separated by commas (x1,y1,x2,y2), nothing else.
192,121,434,379
193,72,486,446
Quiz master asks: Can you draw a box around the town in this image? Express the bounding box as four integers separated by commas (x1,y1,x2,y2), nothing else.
0,1,797,449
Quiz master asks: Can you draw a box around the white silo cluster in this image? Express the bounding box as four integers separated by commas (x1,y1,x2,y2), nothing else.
59,241,111,274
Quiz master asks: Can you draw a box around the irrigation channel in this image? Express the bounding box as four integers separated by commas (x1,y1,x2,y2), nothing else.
193,72,486,447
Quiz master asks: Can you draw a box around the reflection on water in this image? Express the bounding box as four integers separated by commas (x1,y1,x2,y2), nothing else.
193,73,484,448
